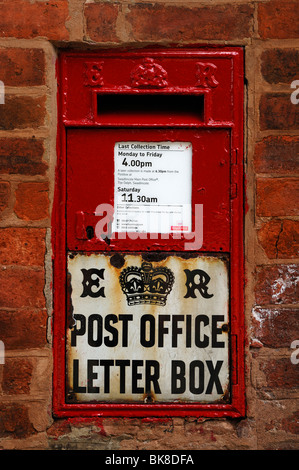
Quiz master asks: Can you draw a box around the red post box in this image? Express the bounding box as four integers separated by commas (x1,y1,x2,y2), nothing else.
53,48,245,417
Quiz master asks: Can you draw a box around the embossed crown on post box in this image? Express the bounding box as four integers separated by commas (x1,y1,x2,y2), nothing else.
119,262,174,306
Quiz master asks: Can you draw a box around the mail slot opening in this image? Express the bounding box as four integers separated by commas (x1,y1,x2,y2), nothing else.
96,93,205,125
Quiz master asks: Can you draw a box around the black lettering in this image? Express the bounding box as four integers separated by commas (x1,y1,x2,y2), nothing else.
171,360,186,393
158,315,170,347
194,315,209,348
104,314,118,347
88,314,102,347
145,360,161,394
189,360,204,394
206,360,223,394
132,360,144,393
73,359,86,393
212,315,225,348
87,359,99,393
140,314,155,347
71,314,86,346
184,269,213,299
186,315,192,348
81,268,105,298
172,315,184,347
100,359,114,393
116,359,130,393
118,314,133,347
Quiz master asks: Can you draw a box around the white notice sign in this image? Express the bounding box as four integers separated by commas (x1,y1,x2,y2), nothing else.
113,141,192,234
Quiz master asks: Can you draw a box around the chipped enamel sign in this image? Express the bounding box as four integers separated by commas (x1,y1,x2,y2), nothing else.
66,253,229,404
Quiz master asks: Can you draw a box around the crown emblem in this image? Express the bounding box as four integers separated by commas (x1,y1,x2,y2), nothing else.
119,262,174,306
130,58,168,88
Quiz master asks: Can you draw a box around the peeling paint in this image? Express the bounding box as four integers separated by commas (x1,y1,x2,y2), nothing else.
271,267,299,302
252,306,280,327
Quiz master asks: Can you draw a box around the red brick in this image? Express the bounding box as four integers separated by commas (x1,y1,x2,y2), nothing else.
262,408,299,448
46,420,72,438
0,95,46,130
3,358,33,395
276,221,299,259
255,264,298,305
258,1,299,39
259,358,299,390
0,228,46,265
258,220,283,261
258,220,299,259
0,404,36,438
0,138,47,176
259,93,299,131
281,411,299,434
261,49,299,84
126,3,254,41
0,267,45,309
14,182,49,221
256,178,299,217
67,417,106,434
0,48,45,86
0,181,10,213
252,307,299,348
84,3,120,42
0,309,48,350
0,0,69,40
254,136,299,175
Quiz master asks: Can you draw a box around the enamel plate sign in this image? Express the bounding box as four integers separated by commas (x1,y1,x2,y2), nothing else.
66,253,230,404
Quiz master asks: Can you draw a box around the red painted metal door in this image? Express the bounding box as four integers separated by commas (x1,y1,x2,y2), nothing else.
66,128,231,253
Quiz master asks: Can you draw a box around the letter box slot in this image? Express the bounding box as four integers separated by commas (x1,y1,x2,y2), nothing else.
96,92,205,126
54,49,245,419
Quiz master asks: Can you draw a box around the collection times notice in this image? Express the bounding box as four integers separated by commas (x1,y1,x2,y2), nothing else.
113,141,192,234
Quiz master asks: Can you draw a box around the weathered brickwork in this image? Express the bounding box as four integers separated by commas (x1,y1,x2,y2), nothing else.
0,0,298,451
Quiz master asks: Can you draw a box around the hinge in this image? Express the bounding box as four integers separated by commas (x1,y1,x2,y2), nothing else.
230,183,237,199
231,334,238,385
230,148,239,199
231,147,238,165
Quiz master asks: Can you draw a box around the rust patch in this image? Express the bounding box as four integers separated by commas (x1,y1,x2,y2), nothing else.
110,253,125,268
143,390,156,404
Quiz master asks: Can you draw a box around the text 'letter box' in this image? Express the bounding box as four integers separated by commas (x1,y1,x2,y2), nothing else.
53,48,245,417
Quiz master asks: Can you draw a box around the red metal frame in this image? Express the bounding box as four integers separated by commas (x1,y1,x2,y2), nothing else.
52,47,245,418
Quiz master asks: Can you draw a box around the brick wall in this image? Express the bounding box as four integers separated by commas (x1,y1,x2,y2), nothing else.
0,0,298,450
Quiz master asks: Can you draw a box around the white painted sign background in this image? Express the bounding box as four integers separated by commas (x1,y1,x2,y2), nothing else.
67,253,229,404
